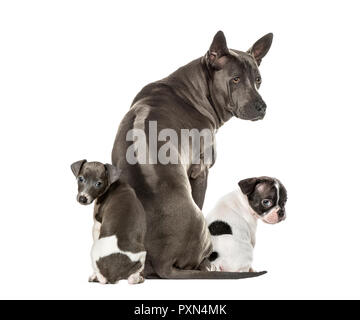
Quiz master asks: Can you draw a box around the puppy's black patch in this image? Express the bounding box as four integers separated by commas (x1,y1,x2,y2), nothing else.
209,221,232,236
96,253,142,284
209,252,219,262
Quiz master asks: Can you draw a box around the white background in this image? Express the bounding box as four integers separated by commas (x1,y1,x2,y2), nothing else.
1,0,359,300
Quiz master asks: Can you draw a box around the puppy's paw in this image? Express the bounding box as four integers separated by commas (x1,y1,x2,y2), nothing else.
94,272,108,284
128,272,144,285
88,273,99,283
207,263,219,272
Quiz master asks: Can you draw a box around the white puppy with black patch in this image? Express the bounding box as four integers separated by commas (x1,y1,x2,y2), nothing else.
71,159,147,285
206,176,287,272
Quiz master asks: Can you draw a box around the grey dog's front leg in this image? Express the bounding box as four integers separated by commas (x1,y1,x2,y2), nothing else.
190,167,208,210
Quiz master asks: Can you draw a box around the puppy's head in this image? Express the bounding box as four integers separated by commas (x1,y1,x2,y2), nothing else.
70,160,121,205
238,176,287,224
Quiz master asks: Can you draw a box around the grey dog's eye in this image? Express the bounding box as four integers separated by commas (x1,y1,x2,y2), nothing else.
95,181,102,188
232,77,240,84
256,76,262,84
261,199,272,208
78,176,85,183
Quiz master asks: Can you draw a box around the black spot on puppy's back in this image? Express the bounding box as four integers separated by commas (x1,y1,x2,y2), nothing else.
96,253,142,284
209,251,219,262
209,220,232,236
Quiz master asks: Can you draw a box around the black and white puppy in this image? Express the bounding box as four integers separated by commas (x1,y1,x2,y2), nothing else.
206,176,287,272
71,160,147,285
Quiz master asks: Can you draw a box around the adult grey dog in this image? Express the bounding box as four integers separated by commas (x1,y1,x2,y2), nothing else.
112,31,273,279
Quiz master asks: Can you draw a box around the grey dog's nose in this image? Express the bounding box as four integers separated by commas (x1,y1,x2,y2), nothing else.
79,195,88,204
254,100,267,113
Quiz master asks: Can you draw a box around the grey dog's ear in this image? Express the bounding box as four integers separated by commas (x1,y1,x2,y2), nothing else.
238,177,259,196
247,33,273,66
71,159,87,177
207,31,230,70
105,164,122,185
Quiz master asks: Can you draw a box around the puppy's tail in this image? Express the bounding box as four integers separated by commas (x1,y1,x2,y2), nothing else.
156,268,267,280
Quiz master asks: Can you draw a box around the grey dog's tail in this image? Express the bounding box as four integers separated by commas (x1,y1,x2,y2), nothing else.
155,268,267,280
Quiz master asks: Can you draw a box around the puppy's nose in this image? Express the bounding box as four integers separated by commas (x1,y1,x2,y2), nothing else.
254,100,267,113
79,195,88,204
278,210,286,221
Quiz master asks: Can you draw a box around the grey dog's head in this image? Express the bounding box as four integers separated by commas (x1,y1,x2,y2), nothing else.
205,31,273,121
239,176,287,224
70,160,121,205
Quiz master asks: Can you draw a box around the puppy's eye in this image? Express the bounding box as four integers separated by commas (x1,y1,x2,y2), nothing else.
232,77,240,84
78,176,85,183
256,76,262,84
95,181,102,188
261,199,272,208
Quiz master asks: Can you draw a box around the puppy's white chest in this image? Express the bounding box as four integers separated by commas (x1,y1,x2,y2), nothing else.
92,220,101,241
92,201,102,241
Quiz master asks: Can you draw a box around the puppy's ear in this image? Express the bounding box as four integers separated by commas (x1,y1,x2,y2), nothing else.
105,164,121,185
71,159,87,177
207,31,230,70
238,178,259,196
247,33,273,66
